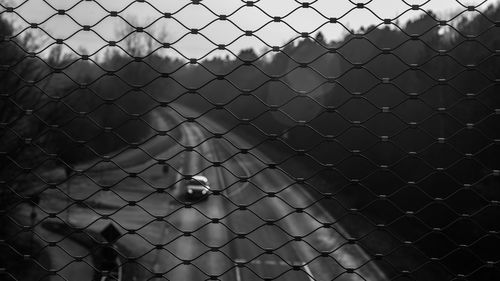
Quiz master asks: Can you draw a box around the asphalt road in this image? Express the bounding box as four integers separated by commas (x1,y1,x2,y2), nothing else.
144,107,387,281
39,107,387,281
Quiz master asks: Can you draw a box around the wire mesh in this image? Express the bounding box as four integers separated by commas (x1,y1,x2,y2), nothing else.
1,0,499,281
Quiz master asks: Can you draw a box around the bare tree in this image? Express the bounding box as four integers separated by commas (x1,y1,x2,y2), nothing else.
116,16,168,57
0,16,64,205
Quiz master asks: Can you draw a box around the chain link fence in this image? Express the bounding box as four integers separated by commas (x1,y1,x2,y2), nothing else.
1,0,499,280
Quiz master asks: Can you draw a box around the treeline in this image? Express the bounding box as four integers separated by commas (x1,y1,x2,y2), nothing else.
3,5,498,172
167,7,499,191
0,15,65,194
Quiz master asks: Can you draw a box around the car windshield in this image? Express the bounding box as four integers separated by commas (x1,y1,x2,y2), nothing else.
189,177,208,186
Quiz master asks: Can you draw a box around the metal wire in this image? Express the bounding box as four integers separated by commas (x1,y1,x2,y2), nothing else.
1,0,499,281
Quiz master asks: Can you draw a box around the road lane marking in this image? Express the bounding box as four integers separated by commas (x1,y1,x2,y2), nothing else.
179,113,317,281
234,259,245,281
302,263,315,281
235,266,243,281
270,177,388,280
151,166,183,273
216,150,252,198
250,259,261,265
264,260,277,266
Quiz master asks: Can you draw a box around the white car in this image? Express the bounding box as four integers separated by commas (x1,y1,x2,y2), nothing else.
185,175,211,200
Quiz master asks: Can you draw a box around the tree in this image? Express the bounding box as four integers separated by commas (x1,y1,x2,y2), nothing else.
116,16,168,57
315,31,326,45
0,15,63,205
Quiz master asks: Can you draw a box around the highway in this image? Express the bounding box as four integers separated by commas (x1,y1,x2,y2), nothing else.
143,107,387,281
39,107,387,281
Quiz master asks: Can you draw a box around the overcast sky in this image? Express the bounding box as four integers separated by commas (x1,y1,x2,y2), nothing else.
2,0,498,59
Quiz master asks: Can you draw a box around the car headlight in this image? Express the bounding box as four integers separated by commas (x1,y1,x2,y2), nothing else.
188,189,193,194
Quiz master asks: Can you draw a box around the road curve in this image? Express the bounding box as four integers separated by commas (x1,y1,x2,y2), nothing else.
40,107,387,281
153,106,388,281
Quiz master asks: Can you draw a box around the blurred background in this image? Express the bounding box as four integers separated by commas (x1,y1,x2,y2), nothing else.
1,0,499,280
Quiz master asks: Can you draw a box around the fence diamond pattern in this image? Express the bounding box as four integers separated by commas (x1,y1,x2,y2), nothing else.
0,1,499,281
